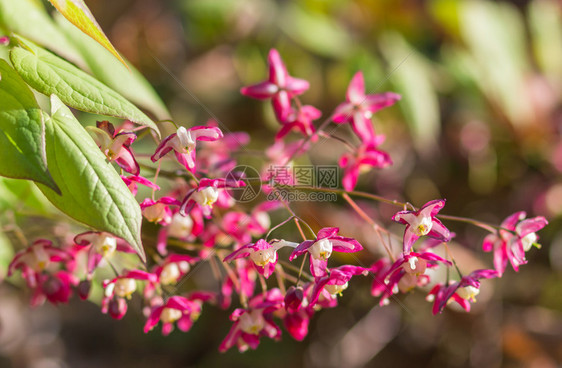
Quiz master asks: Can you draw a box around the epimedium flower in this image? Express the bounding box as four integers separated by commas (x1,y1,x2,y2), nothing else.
309,265,369,307
240,49,310,122
74,231,136,277
144,293,213,336
426,269,498,315
102,270,158,320
152,254,199,285
218,288,284,353
31,270,79,307
275,105,321,140
151,125,223,172
180,178,245,218
140,197,181,225
156,208,204,255
87,121,139,175
289,227,363,277
339,140,392,191
392,200,451,253
332,71,401,146
375,252,451,306
482,211,548,276
223,239,298,278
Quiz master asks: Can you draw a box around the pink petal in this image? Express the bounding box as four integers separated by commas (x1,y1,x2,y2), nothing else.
347,72,366,105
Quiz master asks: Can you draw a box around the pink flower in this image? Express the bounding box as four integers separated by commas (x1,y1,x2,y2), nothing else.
309,265,369,307
121,175,160,196
375,252,451,306
283,308,313,341
289,227,363,277
332,72,400,145
152,254,199,285
151,126,223,172
339,141,392,191
427,269,498,315
74,231,136,276
102,270,158,319
241,49,310,122
144,295,211,335
180,178,245,218
140,197,181,225
32,271,78,306
482,212,548,276
224,239,297,278
8,239,72,288
219,289,284,352
392,200,451,253
87,121,139,175
275,105,321,140
156,208,204,255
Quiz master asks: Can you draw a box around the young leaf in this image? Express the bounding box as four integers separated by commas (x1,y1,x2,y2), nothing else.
37,94,145,262
0,0,84,67
0,59,59,192
46,0,127,68
9,37,160,136
55,13,170,121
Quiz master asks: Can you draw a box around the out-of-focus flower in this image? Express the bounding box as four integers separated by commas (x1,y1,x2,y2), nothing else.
140,197,181,225
102,270,158,319
332,71,400,146
121,175,160,196
309,265,369,307
144,293,213,335
240,49,309,122
339,140,392,191
276,105,321,140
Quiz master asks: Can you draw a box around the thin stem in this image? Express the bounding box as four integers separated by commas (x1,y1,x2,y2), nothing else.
275,264,287,295
278,260,314,282
444,242,463,279
152,161,162,200
317,131,355,152
437,214,513,234
265,216,296,241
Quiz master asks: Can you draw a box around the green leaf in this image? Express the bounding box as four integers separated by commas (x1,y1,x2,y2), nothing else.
46,0,127,68
0,59,59,192
37,95,145,262
55,13,170,120
0,0,83,66
9,37,160,136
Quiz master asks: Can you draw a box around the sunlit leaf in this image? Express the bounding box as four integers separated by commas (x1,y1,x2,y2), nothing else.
46,0,127,67
55,13,170,120
37,95,145,262
9,37,159,136
0,59,59,192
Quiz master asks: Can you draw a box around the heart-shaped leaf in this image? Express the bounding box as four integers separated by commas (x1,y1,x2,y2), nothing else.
9,37,160,136
0,59,59,192
46,0,127,68
37,94,145,262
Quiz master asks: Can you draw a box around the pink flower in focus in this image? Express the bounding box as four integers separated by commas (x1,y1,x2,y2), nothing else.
289,227,363,277
224,239,297,278
309,265,369,307
180,178,245,218
339,140,392,191
102,270,158,319
392,200,451,253
482,212,548,276
74,231,136,276
87,121,139,175
121,175,160,196
151,126,223,172
240,49,310,122
427,269,498,315
144,295,210,335
152,254,199,285
332,72,400,145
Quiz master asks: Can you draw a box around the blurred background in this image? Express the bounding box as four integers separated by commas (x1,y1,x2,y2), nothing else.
1,0,562,367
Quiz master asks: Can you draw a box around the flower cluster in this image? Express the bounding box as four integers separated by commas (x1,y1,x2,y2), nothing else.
5,48,549,353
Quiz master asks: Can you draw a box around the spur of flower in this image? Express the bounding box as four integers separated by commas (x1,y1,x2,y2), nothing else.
289,227,363,277
240,49,309,122
151,125,223,172
333,71,401,146
392,200,451,253
426,269,498,315
482,211,548,276
223,239,297,278
87,121,139,175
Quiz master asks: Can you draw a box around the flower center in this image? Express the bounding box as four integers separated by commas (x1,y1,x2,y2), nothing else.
168,213,194,239
456,285,480,301
160,263,181,285
94,235,117,256
161,307,183,323
114,278,137,298
142,203,168,223
519,232,538,252
194,187,219,207
325,282,349,296
250,248,276,267
412,216,433,236
172,127,196,154
309,238,333,260
239,310,265,335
